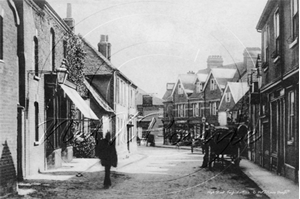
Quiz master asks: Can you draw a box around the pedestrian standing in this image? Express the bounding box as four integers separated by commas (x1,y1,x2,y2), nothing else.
98,132,118,189
201,122,211,168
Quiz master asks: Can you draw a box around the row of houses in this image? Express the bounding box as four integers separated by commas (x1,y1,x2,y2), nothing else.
162,0,299,183
162,49,259,144
0,0,138,196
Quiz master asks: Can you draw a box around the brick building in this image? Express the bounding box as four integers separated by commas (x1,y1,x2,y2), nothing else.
0,0,20,196
251,0,299,182
82,34,138,159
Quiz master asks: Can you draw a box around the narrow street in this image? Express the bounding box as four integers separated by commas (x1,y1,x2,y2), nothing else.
14,146,269,199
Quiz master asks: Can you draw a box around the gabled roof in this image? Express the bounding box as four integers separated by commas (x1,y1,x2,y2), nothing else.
203,68,237,91
178,74,197,94
227,82,249,103
80,35,137,88
218,82,249,111
197,67,211,74
162,90,173,101
196,73,209,83
256,0,278,31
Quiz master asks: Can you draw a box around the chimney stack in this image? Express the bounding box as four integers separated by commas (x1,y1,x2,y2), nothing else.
63,3,75,31
207,55,223,69
98,35,111,60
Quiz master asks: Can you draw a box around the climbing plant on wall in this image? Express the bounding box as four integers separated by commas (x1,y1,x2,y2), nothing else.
64,33,87,98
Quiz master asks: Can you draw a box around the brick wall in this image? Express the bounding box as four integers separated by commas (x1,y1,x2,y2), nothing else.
0,1,19,196
21,0,70,176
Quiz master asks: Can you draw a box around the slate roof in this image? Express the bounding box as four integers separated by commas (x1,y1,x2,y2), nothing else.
211,68,237,89
227,82,249,103
197,73,209,83
178,74,197,94
162,90,173,101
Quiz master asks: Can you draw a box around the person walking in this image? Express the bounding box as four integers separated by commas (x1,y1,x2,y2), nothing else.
98,132,118,189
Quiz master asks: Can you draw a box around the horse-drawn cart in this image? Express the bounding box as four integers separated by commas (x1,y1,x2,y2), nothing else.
206,126,243,167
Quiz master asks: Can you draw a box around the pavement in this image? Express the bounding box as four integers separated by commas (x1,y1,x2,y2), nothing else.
20,137,299,199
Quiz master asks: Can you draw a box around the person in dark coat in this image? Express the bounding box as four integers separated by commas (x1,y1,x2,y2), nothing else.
98,132,117,189
201,123,212,168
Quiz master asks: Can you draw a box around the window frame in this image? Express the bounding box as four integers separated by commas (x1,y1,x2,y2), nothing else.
287,91,295,144
263,26,269,62
34,102,39,142
178,84,183,94
274,8,280,55
210,79,216,90
0,15,3,60
34,36,39,77
291,0,298,40
225,92,231,102
50,28,55,71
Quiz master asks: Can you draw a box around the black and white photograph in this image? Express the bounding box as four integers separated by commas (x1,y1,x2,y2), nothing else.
0,0,299,198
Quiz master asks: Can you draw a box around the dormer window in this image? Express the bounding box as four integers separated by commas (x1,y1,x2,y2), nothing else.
196,82,202,93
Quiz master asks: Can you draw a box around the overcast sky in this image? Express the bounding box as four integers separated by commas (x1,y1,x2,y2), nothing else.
48,0,268,98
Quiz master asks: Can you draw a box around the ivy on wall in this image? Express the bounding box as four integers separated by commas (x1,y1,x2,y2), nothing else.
64,33,88,98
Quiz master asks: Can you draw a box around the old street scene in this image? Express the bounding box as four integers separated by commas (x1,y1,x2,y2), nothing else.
0,0,298,199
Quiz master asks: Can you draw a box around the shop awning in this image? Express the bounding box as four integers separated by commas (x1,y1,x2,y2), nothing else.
83,79,115,114
60,84,99,120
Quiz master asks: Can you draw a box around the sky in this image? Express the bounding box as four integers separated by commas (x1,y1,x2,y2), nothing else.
48,0,268,98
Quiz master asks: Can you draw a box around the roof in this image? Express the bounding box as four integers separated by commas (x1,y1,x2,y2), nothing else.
83,79,115,114
227,82,249,103
213,68,237,89
212,68,237,79
203,68,237,91
256,0,278,31
80,35,137,88
178,73,197,93
162,90,173,101
196,73,209,83
136,88,163,105
197,67,211,74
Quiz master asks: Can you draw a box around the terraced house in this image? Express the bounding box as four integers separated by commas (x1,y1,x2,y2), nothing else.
252,0,299,182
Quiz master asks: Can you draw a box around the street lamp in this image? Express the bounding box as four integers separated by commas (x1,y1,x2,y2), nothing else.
56,59,69,84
